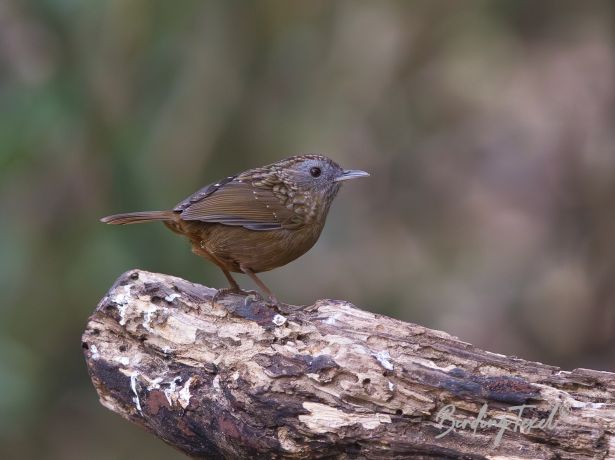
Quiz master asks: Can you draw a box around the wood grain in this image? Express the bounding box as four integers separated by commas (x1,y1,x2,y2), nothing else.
82,270,615,459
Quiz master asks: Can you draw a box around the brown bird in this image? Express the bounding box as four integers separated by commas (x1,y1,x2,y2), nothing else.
101,154,369,304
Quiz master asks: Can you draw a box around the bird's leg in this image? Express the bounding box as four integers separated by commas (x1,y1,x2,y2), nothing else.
215,261,262,299
221,268,241,292
211,268,258,306
213,268,264,306
193,241,264,305
192,242,246,304
240,265,279,305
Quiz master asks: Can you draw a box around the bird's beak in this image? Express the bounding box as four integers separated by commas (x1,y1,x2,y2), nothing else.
334,169,370,182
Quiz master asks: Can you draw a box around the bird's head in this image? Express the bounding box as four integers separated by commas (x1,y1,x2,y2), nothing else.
274,154,369,198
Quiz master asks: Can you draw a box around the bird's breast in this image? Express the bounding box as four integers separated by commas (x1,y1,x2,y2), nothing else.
178,220,325,273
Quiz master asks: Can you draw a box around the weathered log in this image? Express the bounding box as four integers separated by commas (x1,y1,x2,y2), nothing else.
82,270,615,459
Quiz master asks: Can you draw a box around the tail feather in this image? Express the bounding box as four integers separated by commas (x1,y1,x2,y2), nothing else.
100,210,175,225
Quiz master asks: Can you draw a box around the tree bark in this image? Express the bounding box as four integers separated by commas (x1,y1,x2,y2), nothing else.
82,270,615,459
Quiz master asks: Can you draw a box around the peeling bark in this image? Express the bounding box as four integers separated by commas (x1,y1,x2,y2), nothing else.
82,270,615,459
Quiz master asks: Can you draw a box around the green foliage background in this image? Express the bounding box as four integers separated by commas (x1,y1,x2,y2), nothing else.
1,1,614,458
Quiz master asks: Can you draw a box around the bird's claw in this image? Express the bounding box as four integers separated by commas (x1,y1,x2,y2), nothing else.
243,291,280,307
212,287,280,311
212,288,264,306
243,291,263,306
211,288,239,307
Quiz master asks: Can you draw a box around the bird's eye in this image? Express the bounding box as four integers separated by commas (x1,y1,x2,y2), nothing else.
310,167,322,178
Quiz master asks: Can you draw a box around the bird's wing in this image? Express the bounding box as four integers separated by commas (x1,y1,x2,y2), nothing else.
175,176,301,231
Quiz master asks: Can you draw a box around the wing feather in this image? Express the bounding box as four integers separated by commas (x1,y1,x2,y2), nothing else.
178,179,299,230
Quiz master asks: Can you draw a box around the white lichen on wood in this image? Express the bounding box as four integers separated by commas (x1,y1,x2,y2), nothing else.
372,349,394,370
82,270,615,460
299,402,392,432
164,293,181,302
129,372,142,413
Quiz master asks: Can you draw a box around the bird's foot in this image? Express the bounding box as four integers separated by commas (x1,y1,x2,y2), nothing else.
211,287,239,307
242,290,264,305
242,291,281,309
211,287,264,306
211,287,281,314
241,292,283,314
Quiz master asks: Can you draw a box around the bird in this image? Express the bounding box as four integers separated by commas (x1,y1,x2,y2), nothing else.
100,154,369,305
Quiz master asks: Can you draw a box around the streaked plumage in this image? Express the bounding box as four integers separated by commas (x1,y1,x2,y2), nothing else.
101,154,369,304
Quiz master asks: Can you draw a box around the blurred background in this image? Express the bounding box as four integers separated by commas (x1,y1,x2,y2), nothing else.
1,0,614,458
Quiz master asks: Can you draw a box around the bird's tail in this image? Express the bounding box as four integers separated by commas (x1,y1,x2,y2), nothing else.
100,210,175,225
